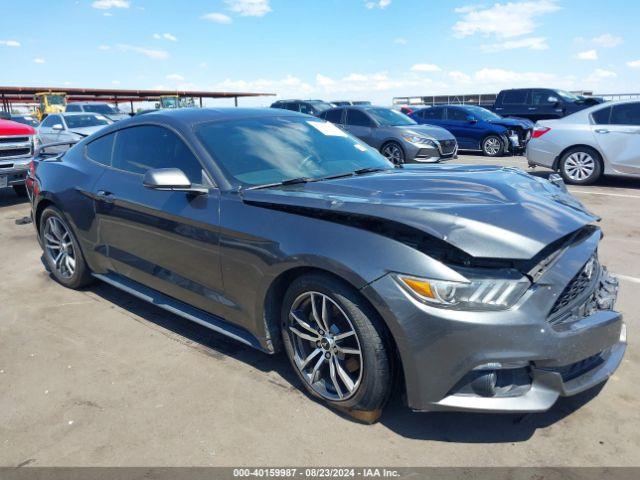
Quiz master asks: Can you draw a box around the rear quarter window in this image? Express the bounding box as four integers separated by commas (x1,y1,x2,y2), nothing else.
85,133,115,166
500,90,528,105
591,107,611,125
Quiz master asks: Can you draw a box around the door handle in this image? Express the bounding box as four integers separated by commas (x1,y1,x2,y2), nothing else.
595,129,610,134
96,190,115,203
528,107,537,111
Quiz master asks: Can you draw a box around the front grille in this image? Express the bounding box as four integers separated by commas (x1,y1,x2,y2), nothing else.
0,136,29,143
550,255,599,316
0,148,30,158
440,139,457,155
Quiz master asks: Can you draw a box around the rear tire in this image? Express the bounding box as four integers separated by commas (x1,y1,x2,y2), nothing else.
559,147,603,185
39,206,94,289
281,274,393,422
482,135,505,157
13,184,28,197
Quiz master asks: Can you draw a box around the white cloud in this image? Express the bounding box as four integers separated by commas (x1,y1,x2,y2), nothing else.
166,73,185,81
98,44,111,50
365,0,391,9
393,37,407,45
410,63,441,72
116,44,169,60
576,49,598,60
92,0,129,9
0,40,20,47
225,0,271,17
201,12,233,24
449,70,471,83
112,80,121,85
453,0,560,39
585,68,616,84
33,58,45,64
481,37,549,53
592,33,623,48
154,33,178,41
627,60,640,68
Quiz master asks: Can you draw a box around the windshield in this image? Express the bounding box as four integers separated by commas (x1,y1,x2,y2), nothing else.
161,97,179,108
12,115,39,127
465,106,501,121
556,90,581,103
366,108,416,126
83,104,117,114
308,101,333,113
195,116,392,186
64,114,110,128
47,95,65,106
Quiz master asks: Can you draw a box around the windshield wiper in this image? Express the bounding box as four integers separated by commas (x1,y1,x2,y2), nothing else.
245,177,313,190
353,167,386,175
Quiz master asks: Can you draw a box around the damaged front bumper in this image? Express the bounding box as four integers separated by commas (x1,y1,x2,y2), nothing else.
362,228,625,413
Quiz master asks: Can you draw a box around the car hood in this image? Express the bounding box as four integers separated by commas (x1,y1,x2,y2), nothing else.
242,165,598,260
68,126,106,137
0,119,36,135
392,124,455,141
487,117,534,129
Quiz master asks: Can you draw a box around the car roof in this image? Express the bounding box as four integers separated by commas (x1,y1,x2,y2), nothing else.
58,112,104,116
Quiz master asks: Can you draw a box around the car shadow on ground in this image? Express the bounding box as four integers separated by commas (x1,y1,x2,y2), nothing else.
89,281,604,443
0,189,29,208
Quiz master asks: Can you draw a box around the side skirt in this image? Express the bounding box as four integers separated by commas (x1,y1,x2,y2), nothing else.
93,272,267,352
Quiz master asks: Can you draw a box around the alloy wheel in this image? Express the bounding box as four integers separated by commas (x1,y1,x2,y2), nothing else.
381,143,403,165
483,137,501,156
287,291,363,401
564,152,595,181
43,216,76,279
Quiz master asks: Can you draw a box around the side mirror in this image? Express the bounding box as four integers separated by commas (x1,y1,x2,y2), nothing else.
52,124,64,130
143,168,208,195
547,96,559,105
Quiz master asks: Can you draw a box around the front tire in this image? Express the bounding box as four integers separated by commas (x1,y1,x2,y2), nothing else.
39,206,94,289
559,147,603,185
380,141,405,165
482,135,505,157
281,274,393,421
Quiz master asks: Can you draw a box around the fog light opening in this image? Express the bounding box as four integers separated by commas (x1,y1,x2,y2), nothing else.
471,371,497,397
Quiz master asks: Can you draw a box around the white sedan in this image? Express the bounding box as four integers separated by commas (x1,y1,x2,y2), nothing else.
37,112,112,152
526,100,640,184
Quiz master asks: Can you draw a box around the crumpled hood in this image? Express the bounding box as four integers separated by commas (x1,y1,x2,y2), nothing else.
487,117,534,130
242,165,598,260
393,124,455,141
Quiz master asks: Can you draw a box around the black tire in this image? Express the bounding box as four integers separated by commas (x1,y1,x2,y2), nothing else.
558,147,603,185
39,206,94,289
281,273,393,421
481,135,505,157
380,141,405,165
13,184,28,197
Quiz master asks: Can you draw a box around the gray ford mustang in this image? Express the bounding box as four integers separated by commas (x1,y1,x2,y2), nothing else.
27,108,625,421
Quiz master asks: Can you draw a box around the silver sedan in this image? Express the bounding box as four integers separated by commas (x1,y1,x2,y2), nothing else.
526,100,640,184
37,112,112,152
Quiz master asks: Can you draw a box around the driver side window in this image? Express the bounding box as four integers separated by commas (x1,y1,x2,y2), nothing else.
345,109,373,127
112,126,209,185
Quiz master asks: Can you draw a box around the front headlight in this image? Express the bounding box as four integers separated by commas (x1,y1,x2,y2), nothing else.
402,134,438,147
396,273,530,311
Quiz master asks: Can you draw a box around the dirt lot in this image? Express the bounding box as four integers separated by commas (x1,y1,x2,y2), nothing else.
1,155,639,467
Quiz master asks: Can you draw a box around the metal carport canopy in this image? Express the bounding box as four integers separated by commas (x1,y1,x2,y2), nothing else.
0,85,276,109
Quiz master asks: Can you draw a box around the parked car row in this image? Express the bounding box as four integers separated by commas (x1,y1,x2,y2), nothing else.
26,107,625,421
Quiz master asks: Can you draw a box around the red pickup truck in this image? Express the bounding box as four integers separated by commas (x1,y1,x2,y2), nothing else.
0,118,36,197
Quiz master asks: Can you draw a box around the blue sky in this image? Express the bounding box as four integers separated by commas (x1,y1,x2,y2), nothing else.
1,0,639,107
